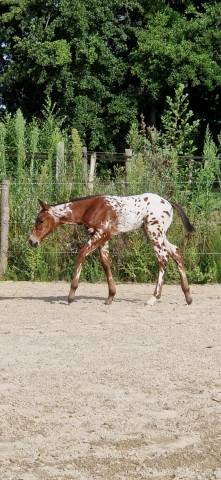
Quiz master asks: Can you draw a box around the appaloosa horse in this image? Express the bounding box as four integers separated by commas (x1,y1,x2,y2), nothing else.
29,193,194,305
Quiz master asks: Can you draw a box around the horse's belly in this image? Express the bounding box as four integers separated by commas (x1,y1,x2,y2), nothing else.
117,212,144,233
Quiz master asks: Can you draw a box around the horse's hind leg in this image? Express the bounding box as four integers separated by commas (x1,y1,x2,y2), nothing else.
164,238,192,305
99,242,116,305
148,244,169,306
144,222,169,306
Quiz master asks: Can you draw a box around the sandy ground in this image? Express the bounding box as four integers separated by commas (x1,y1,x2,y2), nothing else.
0,281,221,480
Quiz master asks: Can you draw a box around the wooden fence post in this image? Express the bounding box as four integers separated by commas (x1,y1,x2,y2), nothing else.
0,180,9,276
56,141,64,188
125,148,133,191
88,152,96,193
82,147,88,185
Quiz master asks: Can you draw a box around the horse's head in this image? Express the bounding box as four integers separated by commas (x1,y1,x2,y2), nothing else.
29,200,57,247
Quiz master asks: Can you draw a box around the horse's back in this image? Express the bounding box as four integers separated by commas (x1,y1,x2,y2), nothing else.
104,193,172,233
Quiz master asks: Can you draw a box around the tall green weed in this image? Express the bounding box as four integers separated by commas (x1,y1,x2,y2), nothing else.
1,92,221,284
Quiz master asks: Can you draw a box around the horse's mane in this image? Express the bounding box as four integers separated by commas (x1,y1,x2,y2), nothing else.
51,194,104,207
71,194,103,202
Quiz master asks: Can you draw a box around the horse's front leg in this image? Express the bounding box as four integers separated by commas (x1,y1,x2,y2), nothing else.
99,242,116,305
68,231,110,304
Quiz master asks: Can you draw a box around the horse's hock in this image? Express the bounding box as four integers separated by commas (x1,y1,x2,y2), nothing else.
0,180,9,276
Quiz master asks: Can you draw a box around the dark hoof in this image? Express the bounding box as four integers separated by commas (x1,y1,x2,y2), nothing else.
68,290,76,304
104,297,114,305
186,295,193,305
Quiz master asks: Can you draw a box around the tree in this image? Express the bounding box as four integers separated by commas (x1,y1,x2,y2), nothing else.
132,2,221,133
0,0,141,149
1,0,221,150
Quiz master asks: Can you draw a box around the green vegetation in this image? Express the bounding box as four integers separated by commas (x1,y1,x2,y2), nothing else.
0,85,220,283
1,1,221,150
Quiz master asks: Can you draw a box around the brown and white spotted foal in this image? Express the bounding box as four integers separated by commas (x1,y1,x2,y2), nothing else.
29,193,194,305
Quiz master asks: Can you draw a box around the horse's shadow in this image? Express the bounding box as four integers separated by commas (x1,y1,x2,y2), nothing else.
0,295,141,305
0,295,102,305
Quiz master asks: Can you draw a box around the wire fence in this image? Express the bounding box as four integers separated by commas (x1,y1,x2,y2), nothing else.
1,149,221,282
1,180,221,254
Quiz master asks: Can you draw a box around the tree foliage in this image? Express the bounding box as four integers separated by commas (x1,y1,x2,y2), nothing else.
1,0,221,150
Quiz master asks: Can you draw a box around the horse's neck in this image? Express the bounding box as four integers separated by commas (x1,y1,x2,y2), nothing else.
50,203,74,223
50,201,88,224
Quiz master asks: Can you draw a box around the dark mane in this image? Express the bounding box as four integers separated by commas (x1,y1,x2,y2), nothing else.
71,194,104,203
51,194,104,207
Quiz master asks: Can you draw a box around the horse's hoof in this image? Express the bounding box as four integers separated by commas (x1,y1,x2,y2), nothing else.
185,290,193,305
68,291,76,304
104,297,113,305
146,296,157,306
186,296,193,305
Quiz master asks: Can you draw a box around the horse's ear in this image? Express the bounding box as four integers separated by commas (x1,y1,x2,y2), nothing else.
38,199,49,210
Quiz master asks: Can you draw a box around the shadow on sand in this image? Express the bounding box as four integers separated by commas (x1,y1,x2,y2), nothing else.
0,294,143,305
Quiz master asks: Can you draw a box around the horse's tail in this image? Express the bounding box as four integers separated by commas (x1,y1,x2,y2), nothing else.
171,202,195,233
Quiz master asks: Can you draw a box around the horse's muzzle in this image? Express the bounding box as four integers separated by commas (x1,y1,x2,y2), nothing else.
29,236,39,248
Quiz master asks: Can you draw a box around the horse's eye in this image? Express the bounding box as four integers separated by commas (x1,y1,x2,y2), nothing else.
36,219,43,226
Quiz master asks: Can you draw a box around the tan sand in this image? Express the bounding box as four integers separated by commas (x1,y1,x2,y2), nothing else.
0,281,221,480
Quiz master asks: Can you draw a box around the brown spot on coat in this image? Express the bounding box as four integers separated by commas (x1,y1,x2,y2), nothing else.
163,210,170,217
150,219,159,225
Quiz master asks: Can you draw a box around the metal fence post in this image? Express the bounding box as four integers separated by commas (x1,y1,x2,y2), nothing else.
0,180,9,276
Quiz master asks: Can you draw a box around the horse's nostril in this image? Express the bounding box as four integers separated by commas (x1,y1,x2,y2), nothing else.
29,238,38,248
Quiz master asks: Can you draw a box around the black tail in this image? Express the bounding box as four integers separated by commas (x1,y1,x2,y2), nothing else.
171,202,195,233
